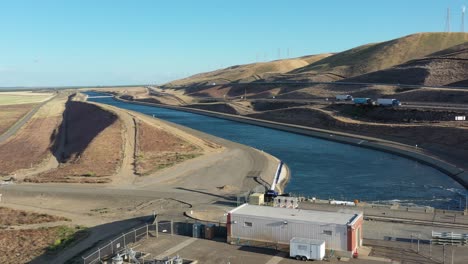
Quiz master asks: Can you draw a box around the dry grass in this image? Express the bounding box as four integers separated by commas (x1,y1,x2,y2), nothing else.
0,207,69,226
27,102,123,183
344,42,468,86
0,92,53,105
167,54,332,86
292,32,468,78
0,103,37,135
0,98,66,175
136,120,201,175
0,226,87,264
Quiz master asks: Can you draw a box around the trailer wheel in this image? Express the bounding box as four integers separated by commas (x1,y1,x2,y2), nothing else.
301,256,308,261
295,255,301,260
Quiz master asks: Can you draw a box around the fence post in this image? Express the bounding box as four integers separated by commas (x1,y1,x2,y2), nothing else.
110,240,113,254
155,220,159,238
134,228,137,242
82,256,85,264
171,219,174,236
123,233,126,248
98,247,101,261
146,224,149,239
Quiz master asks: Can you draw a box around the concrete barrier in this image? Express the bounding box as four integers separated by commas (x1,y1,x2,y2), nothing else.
113,97,468,189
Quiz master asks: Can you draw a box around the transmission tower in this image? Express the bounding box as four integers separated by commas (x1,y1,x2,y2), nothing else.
463,6,466,32
445,7,451,32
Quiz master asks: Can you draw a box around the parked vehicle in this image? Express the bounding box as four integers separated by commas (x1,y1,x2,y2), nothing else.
290,237,326,261
353,98,374,105
377,98,401,106
335,94,353,101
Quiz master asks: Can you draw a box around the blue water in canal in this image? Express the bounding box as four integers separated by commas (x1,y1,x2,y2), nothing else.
87,92,467,209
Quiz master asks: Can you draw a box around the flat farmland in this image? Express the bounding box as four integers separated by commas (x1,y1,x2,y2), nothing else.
0,103,36,135
0,91,53,105
0,97,66,175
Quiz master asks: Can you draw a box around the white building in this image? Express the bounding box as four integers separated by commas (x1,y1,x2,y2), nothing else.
227,204,363,257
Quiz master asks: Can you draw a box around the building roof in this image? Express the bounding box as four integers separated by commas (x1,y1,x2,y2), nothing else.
229,204,362,226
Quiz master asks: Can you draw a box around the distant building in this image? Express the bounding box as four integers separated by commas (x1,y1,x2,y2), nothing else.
227,204,363,257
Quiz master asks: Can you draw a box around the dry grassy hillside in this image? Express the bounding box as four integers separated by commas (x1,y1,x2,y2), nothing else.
167,54,331,86
344,41,468,86
288,32,468,80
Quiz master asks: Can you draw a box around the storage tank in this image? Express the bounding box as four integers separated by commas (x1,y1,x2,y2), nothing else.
112,254,124,264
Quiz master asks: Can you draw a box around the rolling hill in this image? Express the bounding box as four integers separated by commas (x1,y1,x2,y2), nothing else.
287,32,468,81
342,41,468,86
166,53,332,87
162,32,468,101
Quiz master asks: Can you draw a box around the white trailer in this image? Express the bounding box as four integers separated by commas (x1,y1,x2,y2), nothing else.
377,98,401,106
335,94,353,101
290,237,325,261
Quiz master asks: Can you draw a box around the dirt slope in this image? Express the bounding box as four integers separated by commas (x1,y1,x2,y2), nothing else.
135,120,202,175
344,41,468,86
289,32,468,80
26,101,123,183
249,106,468,170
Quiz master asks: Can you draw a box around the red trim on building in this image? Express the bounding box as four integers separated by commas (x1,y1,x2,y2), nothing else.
227,213,231,237
347,226,353,251
347,216,363,252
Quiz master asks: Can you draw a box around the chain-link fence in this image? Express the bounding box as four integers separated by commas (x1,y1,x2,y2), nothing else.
82,218,227,264
82,224,155,264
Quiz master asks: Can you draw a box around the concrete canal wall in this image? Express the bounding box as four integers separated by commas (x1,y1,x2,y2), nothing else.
113,97,468,189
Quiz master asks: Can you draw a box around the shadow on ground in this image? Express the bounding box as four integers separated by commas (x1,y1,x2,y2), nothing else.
51,97,118,163
30,215,152,264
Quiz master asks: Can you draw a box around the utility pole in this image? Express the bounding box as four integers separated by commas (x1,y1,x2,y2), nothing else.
451,247,454,264
417,236,420,253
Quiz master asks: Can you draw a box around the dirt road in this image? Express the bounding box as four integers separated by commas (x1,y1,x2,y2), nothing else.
0,99,280,263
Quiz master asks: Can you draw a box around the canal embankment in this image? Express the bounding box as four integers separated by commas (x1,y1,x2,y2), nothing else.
113,96,468,190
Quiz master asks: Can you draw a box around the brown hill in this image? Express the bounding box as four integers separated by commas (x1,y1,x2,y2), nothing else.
166,54,332,87
342,41,468,86
287,32,468,81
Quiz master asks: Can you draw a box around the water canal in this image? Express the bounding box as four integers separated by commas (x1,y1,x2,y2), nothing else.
88,93,466,209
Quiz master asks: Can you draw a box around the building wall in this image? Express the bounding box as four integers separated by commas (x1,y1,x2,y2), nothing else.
228,213,348,252
347,216,363,254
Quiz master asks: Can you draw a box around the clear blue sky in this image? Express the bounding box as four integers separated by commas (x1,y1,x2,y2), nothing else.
0,0,466,87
